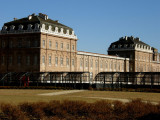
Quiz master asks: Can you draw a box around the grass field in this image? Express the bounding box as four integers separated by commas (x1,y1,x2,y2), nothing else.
0,89,160,105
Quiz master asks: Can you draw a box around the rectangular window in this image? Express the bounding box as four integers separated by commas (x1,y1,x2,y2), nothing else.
95,61,98,69
80,59,83,68
72,59,74,66
67,44,69,50
49,40,52,49
18,40,22,47
90,59,93,68
86,60,88,68
61,43,63,49
72,45,74,51
1,56,5,65
60,57,63,66
34,55,38,65
42,56,45,64
43,40,45,48
55,57,58,66
56,42,58,49
114,63,116,71
49,56,51,65
27,40,31,48
8,56,12,65
100,62,103,69
122,63,124,71
110,62,112,70
9,40,13,48
105,62,108,70
66,58,69,66
17,56,21,65
2,41,5,48
26,56,30,65
34,40,38,47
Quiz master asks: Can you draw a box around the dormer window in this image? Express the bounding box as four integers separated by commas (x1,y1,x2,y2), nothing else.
18,25,24,30
2,26,7,31
10,25,15,31
130,44,134,48
112,45,116,49
34,23,40,30
118,44,122,48
27,24,33,30
124,44,127,48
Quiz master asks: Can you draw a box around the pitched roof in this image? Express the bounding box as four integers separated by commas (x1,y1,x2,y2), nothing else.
109,36,150,49
3,13,73,34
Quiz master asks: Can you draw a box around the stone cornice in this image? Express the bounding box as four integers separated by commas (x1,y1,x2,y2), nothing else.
77,51,129,60
0,23,77,40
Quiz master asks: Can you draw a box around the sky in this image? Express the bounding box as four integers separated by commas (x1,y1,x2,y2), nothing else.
0,0,160,54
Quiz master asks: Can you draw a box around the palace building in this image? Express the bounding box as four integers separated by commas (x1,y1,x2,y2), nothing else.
0,13,160,81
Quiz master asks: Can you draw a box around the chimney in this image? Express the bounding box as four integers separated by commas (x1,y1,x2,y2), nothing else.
14,18,17,21
28,15,32,20
39,13,48,20
55,20,59,23
125,36,128,40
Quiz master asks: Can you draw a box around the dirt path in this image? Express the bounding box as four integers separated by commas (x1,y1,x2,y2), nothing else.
73,96,158,105
38,90,85,96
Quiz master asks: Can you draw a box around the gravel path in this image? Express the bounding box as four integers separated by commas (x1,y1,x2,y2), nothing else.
74,96,158,105
38,90,85,96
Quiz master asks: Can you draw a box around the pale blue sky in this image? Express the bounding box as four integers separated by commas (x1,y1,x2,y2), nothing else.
0,0,160,54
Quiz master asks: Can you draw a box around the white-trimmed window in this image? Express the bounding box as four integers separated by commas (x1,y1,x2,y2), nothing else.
105,62,108,70
118,62,120,71
49,56,51,65
110,62,112,71
122,63,124,71
66,58,69,67
42,56,45,65
90,59,93,68
100,61,103,69
42,40,45,48
95,60,98,69
60,57,63,66
114,63,116,71
80,58,83,68
72,45,74,51
61,43,63,50
85,60,88,68
56,42,58,49
72,59,74,67
55,57,58,66
49,40,52,49
67,44,69,50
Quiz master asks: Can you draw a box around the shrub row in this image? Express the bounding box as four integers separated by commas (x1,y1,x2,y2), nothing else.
0,99,160,120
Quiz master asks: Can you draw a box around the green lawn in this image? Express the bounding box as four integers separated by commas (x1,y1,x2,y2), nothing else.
0,89,160,105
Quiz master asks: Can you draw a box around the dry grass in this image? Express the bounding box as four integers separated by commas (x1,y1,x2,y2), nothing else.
0,89,160,105
1,99,160,120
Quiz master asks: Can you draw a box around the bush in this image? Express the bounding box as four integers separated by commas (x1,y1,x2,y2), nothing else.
1,99,160,120
0,103,28,120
